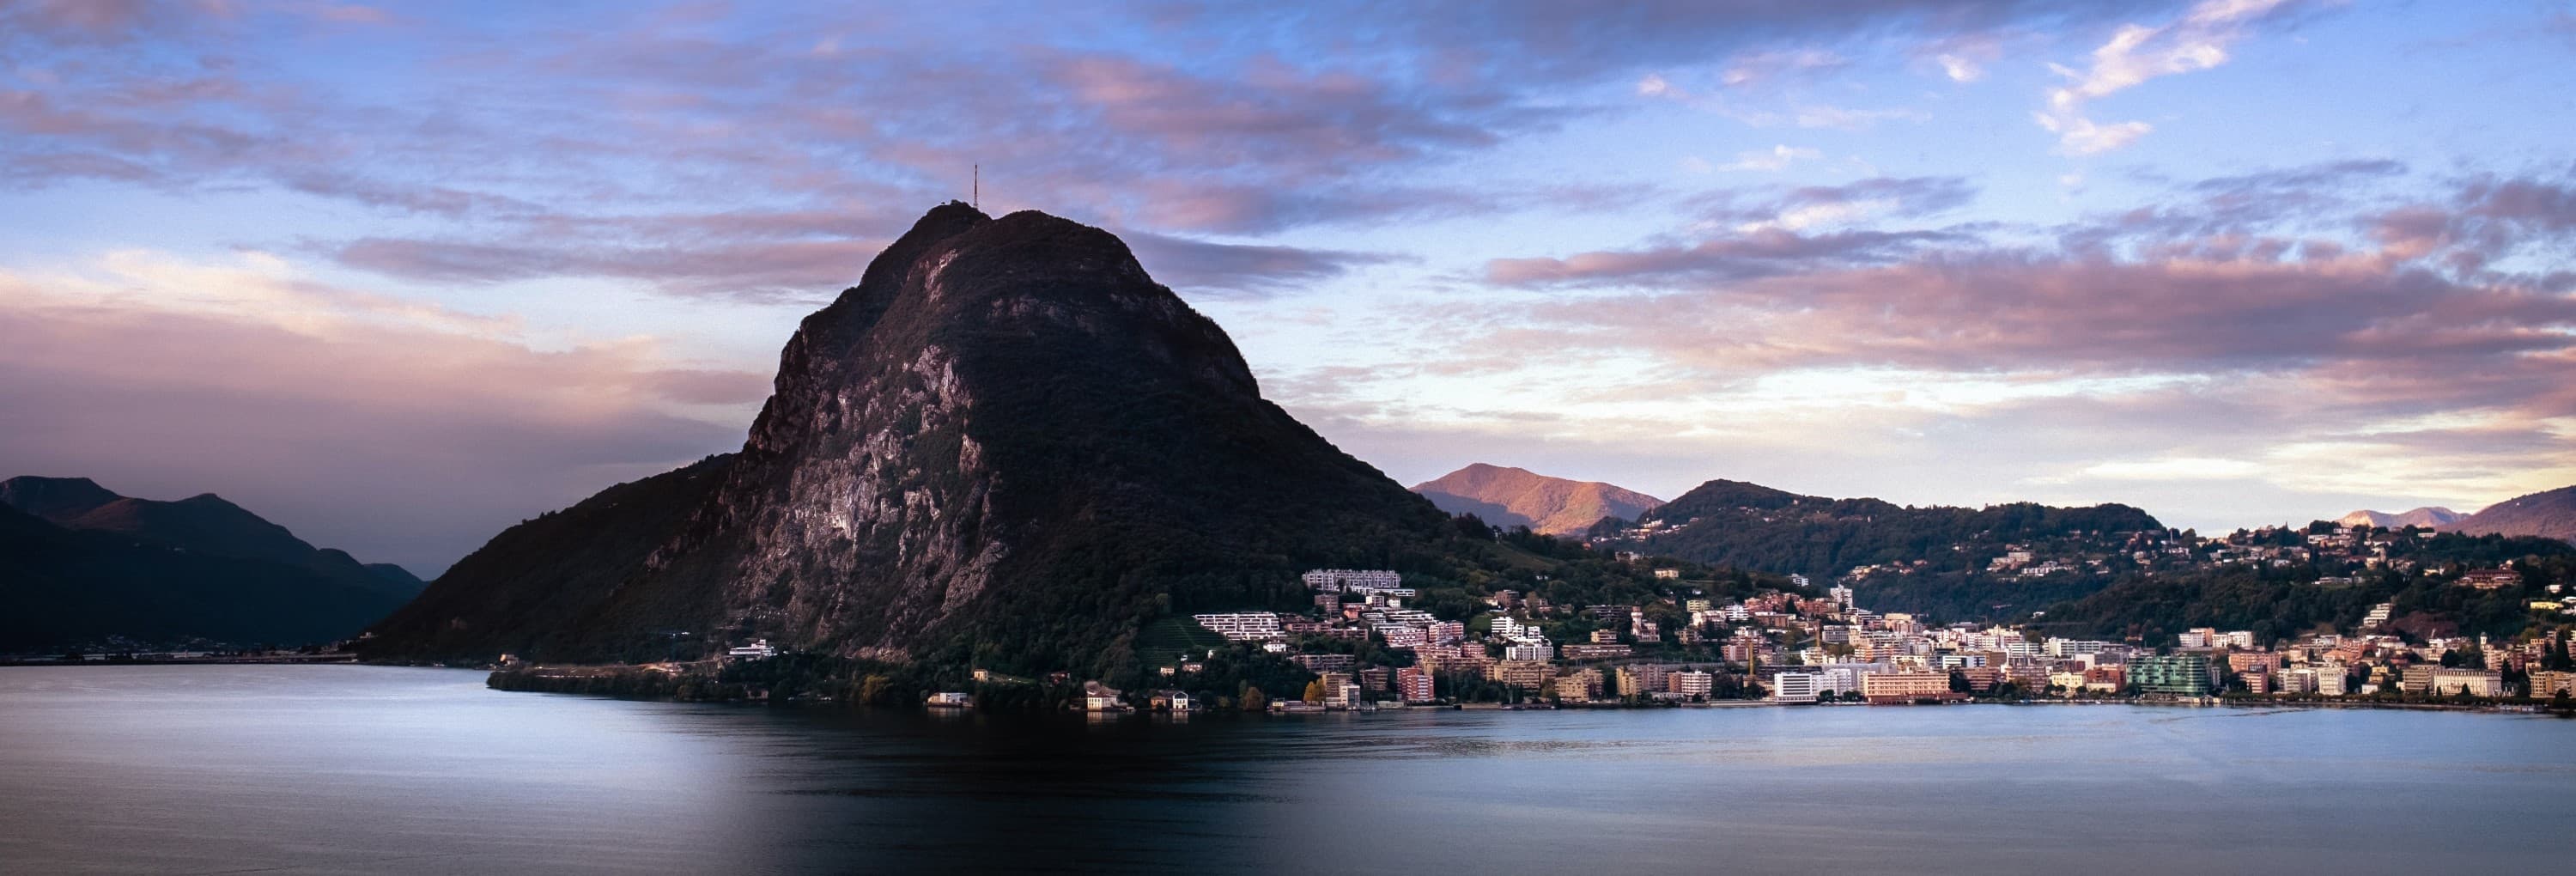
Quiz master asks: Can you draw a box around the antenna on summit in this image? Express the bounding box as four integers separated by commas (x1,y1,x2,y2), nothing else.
972,163,979,210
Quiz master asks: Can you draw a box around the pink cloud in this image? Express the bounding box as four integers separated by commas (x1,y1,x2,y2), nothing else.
0,259,765,573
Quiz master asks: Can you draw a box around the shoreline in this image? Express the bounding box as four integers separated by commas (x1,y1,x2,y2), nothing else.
7,661,2563,717
0,654,362,668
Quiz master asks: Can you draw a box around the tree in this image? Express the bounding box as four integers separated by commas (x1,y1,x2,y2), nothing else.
1239,684,1267,712
1302,678,1327,704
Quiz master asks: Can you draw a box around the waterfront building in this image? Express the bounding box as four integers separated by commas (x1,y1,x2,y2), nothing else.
1771,672,1821,703
2313,667,2348,696
1358,666,1389,692
1556,668,1604,701
1855,675,1947,701
2428,667,2501,697
1396,666,1436,703
2227,652,2282,674
1616,664,1673,698
2129,654,2213,696
1487,660,1558,691
1084,681,1125,712
2400,663,2439,695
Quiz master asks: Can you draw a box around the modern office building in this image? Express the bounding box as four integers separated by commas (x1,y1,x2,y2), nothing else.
2130,654,2213,696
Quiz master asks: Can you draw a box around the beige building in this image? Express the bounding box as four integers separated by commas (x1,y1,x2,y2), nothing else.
1486,660,1558,691
1860,672,1953,699
2428,667,2502,697
1555,668,1604,701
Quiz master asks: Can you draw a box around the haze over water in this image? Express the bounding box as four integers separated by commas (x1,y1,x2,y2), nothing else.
3,666,2569,874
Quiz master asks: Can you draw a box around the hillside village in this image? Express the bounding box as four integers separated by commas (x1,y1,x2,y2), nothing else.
1111,520,2576,714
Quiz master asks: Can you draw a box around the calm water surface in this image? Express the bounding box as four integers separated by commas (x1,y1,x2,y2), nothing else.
2,665,2570,874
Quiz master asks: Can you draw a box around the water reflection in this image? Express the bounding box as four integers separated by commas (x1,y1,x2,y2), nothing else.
2,666,2571,874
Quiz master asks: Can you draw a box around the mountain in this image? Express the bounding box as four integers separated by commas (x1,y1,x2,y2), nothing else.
2337,507,2465,529
1412,464,1662,536
0,479,423,650
2443,485,2576,542
0,475,120,520
363,204,1484,672
0,476,422,602
1592,478,2163,619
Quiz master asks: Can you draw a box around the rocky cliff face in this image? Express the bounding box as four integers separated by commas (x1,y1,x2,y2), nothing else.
367,204,1452,671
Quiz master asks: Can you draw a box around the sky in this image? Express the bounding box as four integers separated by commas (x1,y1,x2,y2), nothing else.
3,0,2573,575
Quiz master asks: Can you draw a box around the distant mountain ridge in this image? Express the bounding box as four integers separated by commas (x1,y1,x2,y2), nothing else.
2441,485,2576,542
1594,477,2163,619
1411,464,1662,535
0,476,423,649
0,476,421,597
2336,507,2465,529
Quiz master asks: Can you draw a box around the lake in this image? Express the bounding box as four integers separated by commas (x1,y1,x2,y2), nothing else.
1,665,2569,874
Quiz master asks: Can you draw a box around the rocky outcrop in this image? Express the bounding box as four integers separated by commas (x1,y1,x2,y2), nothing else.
364,204,1453,672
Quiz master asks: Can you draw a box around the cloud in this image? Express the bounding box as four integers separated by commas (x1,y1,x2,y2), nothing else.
1494,176,1968,286
0,251,762,574
1485,227,1968,288
1790,105,1931,131
1936,54,1987,82
1712,145,1823,173
2037,0,2300,154
1121,233,1400,298
2081,457,2264,480
1407,164,2576,519
1486,177,1979,285
328,233,893,303
0,0,2197,254
1719,49,1848,87
1710,175,1978,228
1510,239,2576,377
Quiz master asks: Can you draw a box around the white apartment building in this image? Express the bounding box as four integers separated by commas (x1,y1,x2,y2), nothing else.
1303,569,1402,592
1194,612,1284,641
1771,671,1822,703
